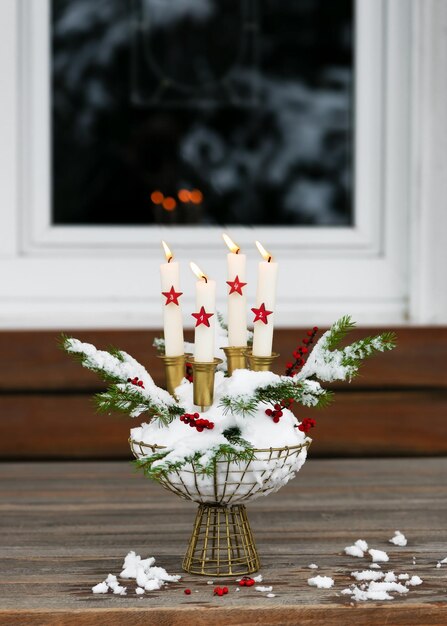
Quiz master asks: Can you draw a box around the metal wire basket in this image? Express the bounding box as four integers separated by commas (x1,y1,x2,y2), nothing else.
130,437,311,576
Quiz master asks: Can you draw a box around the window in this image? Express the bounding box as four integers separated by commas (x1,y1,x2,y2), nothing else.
52,0,354,227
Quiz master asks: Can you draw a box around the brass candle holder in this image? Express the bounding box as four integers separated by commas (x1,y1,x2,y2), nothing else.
222,346,247,376
190,358,223,410
245,350,280,372
158,354,187,397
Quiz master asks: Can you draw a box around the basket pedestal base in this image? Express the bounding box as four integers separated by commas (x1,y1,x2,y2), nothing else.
182,504,260,577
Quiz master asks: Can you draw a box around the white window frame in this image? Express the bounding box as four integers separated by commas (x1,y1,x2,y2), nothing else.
1,0,444,329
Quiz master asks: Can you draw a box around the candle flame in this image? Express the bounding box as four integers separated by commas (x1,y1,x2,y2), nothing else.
190,261,208,282
222,233,240,254
161,240,173,262
255,240,272,262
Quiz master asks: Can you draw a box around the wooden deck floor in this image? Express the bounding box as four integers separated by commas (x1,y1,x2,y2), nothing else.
1,458,446,625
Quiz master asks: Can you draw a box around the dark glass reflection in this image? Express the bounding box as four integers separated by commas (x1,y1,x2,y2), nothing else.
52,0,353,226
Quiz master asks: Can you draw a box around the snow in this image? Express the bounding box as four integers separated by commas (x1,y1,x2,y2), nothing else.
344,545,365,558
370,564,381,569
266,593,276,598
65,338,176,417
256,586,273,592
368,549,389,563
389,530,407,547
130,374,309,504
308,563,319,569
355,539,368,552
398,573,409,580
308,576,334,589
253,574,263,582
92,582,108,594
92,551,180,596
407,575,423,586
383,571,396,583
351,570,384,582
368,581,408,595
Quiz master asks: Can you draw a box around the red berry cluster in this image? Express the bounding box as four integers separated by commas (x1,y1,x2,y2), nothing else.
185,361,193,383
127,376,145,389
214,586,229,596
239,576,255,587
285,327,319,377
265,398,294,423
184,588,191,595
180,413,215,432
297,417,316,433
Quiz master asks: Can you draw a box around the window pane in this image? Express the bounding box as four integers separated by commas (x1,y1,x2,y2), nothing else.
52,0,354,226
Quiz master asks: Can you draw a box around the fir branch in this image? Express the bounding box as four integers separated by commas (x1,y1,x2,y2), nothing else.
152,337,165,355
216,310,228,332
134,432,255,481
298,321,397,383
324,314,356,351
61,335,184,422
95,384,183,424
220,378,332,416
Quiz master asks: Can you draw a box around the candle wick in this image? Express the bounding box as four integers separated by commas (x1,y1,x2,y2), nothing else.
268,256,272,263
203,276,208,283
235,248,240,255
168,256,173,263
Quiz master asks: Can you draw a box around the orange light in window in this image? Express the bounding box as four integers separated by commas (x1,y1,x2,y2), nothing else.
163,197,177,211
151,190,164,205
190,189,203,204
178,189,191,203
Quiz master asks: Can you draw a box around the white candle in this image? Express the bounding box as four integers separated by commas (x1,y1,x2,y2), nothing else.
190,262,216,362
252,241,278,357
222,234,247,347
160,241,184,357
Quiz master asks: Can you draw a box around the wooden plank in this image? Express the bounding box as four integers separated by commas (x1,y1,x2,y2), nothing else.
0,327,446,391
0,459,446,624
1,391,446,458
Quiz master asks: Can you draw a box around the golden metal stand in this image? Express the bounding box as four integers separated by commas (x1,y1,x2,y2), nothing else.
222,346,247,376
245,351,280,372
158,354,186,397
182,504,260,577
190,358,222,410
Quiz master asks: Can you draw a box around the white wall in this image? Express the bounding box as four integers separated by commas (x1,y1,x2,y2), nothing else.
0,0,446,329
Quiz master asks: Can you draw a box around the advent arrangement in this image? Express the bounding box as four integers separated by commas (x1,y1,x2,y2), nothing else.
63,234,396,577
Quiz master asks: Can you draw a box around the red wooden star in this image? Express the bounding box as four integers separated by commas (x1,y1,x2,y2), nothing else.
192,306,214,328
162,285,183,306
251,302,273,324
226,275,247,296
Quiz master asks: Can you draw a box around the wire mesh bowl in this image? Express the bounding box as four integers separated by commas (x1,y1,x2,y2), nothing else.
129,437,311,576
129,438,311,506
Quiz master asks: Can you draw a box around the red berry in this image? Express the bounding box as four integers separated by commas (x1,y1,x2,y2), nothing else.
277,410,283,417
273,416,280,423
301,347,308,354
303,338,309,344
313,326,318,331
246,578,255,587
222,586,229,594
138,380,144,387
127,378,131,382
216,587,224,596
208,423,214,429
194,413,199,418
274,403,281,410
196,426,203,432
286,362,293,369
265,408,273,416
307,330,313,336
184,588,191,595
189,421,195,427
239,580,246,587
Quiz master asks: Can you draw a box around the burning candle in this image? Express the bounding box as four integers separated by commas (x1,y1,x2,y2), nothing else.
190,262,216,362
252,241,278,357
222,233,247,348
160,241,184,357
